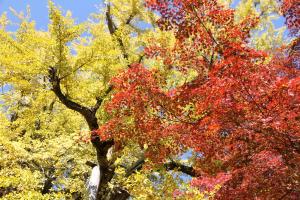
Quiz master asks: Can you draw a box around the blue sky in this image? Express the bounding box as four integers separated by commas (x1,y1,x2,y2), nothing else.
0,0,104,30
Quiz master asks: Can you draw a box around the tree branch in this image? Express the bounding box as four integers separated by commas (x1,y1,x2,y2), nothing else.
59,59,93,81
106,4,135,35
106,4,117,35
86,161,98,168
125,14,134,25
125,156,145,177
191,6,218,46
164,160,196,177
92,85,113,112
138,54,145,64
106,4,136,61
125,155,196,177
48,67,91,116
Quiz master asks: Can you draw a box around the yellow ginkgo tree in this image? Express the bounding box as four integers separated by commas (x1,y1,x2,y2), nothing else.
235,0,287,51
0,1,158,199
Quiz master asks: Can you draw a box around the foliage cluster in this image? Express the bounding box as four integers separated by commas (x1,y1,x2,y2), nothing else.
0,0,298,199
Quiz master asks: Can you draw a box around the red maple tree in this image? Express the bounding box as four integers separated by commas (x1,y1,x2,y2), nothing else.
280,0,299,70
98,0,300,199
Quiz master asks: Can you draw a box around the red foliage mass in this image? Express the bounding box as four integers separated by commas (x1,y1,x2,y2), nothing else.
280,0,299,37
280,0,300,70
99,0,300,199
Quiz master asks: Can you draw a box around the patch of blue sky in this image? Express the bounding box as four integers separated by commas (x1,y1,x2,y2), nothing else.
1,84,12,93
230,0,241,8
0,0,103,31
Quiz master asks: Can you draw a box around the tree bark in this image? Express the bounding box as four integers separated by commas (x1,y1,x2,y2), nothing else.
87,166,101,200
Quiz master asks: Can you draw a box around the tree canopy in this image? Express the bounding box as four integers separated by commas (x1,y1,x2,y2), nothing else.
0,0,298,199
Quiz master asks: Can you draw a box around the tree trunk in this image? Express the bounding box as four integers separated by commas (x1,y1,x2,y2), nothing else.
48,67,129,200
